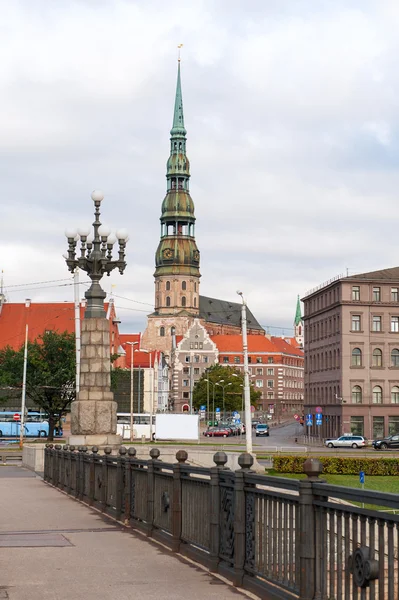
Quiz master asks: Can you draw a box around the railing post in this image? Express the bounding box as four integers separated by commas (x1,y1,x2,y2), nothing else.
172,450,188,552
44,444,49,482
68,445,75,494
76,447,82,499
101,447,112,513
81,446,88,501
233,453,254,587
124,448,136,525
54,444,62,488
299,458,325,600
88,446,98,506
209,451,228,572
147,448,160,537
49,444,54,483
115,447,127,522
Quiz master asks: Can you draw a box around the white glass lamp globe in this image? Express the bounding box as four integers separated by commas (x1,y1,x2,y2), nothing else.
116,228,129,241
77,226,90,237
91,190,104,202
65,228,78,239
98,225,111,237
107,233,117,245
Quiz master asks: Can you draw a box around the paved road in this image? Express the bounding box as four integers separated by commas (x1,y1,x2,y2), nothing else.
0,466,255,600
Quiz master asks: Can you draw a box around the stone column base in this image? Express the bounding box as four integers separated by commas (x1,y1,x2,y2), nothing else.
67,434,122,449
71,399,118,436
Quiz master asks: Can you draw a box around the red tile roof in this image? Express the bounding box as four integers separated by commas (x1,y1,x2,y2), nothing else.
210,335,277,353
119,335,158,368
271,336,304,357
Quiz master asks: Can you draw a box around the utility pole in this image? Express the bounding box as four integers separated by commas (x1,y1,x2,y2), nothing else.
20,299,31,449
237,291,252,453
74,268,81,394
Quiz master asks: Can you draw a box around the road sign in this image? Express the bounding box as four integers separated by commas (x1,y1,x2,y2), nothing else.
315,406,323,414
233,411,239,417
13,413,20,421
315,414,322,426
359,471,365,485
200,405,206,411
306,414,313,427
215,407,221,421
251,405,255,413
294,414,300,422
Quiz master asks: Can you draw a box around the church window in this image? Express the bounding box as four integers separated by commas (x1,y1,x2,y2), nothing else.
182,296,186,307
171,326,176,335
166,296,171,307
166,281,170,291
160,327,165,337
194,283,197,292
182,281,186,290
194,297,197,307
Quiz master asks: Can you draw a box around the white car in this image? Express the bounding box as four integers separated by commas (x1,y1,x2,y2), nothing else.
325,435,367,449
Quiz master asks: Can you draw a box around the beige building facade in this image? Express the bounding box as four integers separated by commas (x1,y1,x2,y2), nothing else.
302,267,399,440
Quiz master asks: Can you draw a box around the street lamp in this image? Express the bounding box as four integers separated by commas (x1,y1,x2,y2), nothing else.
204,379,216,424
216,381,232,419
126,341,139,441
64,190,128,318
237,290,252,454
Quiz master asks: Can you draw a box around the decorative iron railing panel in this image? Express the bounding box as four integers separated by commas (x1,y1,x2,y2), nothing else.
153,470,174,533
181,476,210,550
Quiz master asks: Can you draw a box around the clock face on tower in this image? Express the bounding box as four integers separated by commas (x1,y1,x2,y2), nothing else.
162,248,174,260
193,250,200,262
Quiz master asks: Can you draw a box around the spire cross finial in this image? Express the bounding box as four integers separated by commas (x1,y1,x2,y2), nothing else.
177,43,183,62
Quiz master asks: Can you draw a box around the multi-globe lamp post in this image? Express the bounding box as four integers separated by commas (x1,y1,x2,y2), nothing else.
64,190,128,317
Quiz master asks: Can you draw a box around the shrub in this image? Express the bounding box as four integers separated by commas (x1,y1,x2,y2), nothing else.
273,455,399,476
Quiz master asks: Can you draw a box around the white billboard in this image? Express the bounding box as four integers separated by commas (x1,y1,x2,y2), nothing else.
155,414,199,441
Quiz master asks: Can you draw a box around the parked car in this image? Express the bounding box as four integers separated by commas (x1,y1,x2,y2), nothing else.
203,427,230,438
255,424,269,437
372,434,399,450
251,419,262,429
325,435,367,449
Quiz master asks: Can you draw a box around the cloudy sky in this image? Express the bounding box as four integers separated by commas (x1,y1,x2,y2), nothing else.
1,0,399,335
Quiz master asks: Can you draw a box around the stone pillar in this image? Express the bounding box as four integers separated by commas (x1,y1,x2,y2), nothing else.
68,317,121,447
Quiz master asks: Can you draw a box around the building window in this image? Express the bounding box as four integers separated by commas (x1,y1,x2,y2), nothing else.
351,348,362,367
352,286,360,301
268,357,273,364
267,380,274,388
166,281,170,291
194,283,197,292
391,348,399,367
388,416,399,435
352,385,362,404
392,288,399,302
372,348,383,367
373,385,383,404
194,368,200,375
194,297,197,307
182,281,186,290
199,342,203,349
373,416,384,439
234,357,240,364
183,392,189,399
256,380,263,387
372,316,381,332
194,355,200,363
185,356,190,363
181,296,186,307
204,357,208,363
171,326,175,335
350,416,364,436
248,357,252,363
160,326,165,337
183,367,189,374
256,357,262,363
183,380,189,387
351,315,361,331
257,368,263,375
223,357,229,363
267,368,274,375
373,287,381,301
392,386,399,404
166,296,171,307
391,317,399,332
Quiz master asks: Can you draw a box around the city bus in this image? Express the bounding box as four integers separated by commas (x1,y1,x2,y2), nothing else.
0,412,62,438
116,413,156,440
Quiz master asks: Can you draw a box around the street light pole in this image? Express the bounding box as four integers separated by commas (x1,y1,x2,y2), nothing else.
140,349,154,440
237,291,252,453
126,341,139,442
19,302,30,449
216,381,232,420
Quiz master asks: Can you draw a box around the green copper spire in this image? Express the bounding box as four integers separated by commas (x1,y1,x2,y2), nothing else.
171,61,186,136
294,295,302,325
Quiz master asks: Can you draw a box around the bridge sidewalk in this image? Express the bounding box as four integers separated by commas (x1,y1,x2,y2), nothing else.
0,466,254,600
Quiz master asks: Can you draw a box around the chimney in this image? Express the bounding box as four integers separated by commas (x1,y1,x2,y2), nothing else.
25,298,31,308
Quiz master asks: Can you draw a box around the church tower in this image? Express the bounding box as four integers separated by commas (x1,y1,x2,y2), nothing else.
294,295,304,348
141,60,200,353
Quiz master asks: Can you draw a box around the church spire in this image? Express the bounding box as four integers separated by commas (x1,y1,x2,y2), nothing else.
294,295,302,326
171,62,186,137
294,295,303,348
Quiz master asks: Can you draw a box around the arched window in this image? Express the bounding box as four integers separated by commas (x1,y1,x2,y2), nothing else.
166,281,171,291
182,281,186,290
392,386,399,404
372,348,383,367
171,326,175,335
194,283,197,292
352,348,362,367
160,327,165,337
392,348,399,367
181,296,186,307
373,385,383,404
166,296,171,307
194,297,197,307
352,385,362,404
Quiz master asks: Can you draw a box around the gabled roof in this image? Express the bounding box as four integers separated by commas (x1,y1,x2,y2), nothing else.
199,296,264,331
347,266,399,281
271,336,304,357
211,335,278,354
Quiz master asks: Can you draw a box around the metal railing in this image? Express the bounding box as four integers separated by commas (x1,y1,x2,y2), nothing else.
44,446,399,600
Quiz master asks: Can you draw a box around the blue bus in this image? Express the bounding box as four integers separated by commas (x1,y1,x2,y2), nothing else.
0,412,61,438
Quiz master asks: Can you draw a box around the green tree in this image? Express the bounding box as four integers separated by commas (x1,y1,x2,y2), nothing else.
192,364,261,414
0,331,76,441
